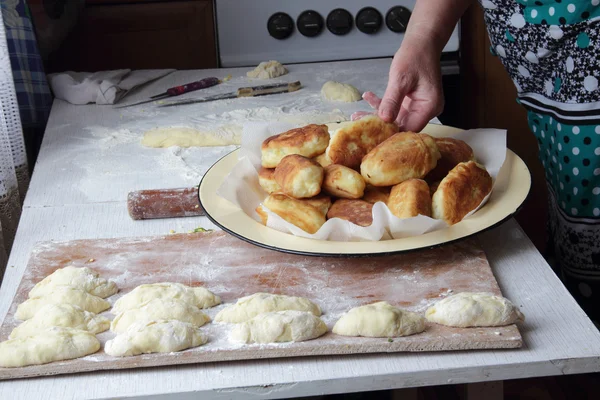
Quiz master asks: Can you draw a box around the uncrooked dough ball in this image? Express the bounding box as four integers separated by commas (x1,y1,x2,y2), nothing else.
247,60,288,79
321,81,362,102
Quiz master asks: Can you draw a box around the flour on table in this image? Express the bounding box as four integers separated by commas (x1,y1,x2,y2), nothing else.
246,60,288,79
141,125,242,148
321,81,361,102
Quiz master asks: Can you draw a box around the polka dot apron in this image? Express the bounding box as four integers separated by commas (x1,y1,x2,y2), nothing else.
480,0,600,326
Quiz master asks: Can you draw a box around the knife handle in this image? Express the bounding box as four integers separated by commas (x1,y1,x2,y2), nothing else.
237,81,301,97
164,77,220,97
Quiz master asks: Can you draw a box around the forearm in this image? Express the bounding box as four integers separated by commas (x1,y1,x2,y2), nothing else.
403,0,475,53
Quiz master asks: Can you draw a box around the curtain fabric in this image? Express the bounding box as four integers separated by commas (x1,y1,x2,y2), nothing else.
0,2,31,275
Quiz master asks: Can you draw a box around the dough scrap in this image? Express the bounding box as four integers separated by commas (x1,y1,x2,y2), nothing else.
110,298,210,334
29,266,118,299
321,81,361,102
333,301,426,337
10,304,110,339
16,286,111,320
112,282,220,314
141,125,242,148
0,327,100,368
104,320,207,357
246,60,288,79
214,292,321,323
230,310,327,343
425,292,525,327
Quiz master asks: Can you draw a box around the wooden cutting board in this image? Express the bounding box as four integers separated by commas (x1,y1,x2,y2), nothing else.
0,231,522,380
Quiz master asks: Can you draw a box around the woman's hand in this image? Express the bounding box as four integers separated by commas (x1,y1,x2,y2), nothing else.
378,38,444,132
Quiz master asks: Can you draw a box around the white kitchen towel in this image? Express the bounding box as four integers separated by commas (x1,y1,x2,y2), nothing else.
48,69,175,105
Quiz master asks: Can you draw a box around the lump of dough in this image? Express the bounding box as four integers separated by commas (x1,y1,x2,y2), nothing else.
110,299,210,334
258,167,281,194
112,282,220,314
332,301,426,337
141,126,242,148
261,124,330,168
230,310,327,343
274,154,324,199
10,303,110,339
431,161,493,225
16,286,111,320
29,266,118,299
387,179,432,219
327,115,398,169
214,292,321,323
360,132,440,187
104,320,207,357
321,81,361,102
257,193,327,234
0,327,100,368
425,292,525,328
323,164,366,199
246,60,288,79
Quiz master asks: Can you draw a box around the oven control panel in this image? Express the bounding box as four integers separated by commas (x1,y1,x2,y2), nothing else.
215,0,459,67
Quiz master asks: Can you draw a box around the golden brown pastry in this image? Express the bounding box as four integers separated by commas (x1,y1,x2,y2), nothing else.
258,167,280,194
314,152,333,168
273,155,324,199
426,137,475,181
432,161,493,225
257,193,326,234
360,132,441,187
362,185,391,204
303,194,332,216
261,124,330,168
326,199,374,227
387,179,432,219
327,115,398,169
322,165,366,199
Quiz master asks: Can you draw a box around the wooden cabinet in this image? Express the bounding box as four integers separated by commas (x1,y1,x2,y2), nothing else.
47,0,217,73
460,5,548,253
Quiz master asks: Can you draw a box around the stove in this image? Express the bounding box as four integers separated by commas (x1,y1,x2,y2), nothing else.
214,0,460,70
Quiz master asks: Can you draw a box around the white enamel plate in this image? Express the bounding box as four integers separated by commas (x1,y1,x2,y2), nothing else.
199,124,531,256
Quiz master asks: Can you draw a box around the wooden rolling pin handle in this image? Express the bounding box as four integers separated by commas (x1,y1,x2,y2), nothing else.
127,187,204,220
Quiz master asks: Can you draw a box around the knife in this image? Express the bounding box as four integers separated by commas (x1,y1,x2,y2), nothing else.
114,77,221,108
157,81,302,107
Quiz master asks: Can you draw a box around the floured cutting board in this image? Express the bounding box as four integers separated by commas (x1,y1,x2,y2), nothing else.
0,231,522,380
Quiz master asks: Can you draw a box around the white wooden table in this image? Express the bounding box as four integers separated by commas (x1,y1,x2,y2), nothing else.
1,60,600,400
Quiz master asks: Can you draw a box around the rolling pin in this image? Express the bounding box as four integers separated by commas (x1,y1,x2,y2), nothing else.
127,187,203,220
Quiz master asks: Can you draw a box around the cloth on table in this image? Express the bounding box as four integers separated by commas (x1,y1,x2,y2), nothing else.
48,69,175,105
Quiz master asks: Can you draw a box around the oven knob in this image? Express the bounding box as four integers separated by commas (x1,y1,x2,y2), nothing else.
267,12,294,40
386,6,411,33
356,7,383,34
297,10,324,37
326,8,353,36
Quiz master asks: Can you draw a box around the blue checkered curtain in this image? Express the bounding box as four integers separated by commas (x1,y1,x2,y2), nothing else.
0,0,50,274
2,0,51,136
